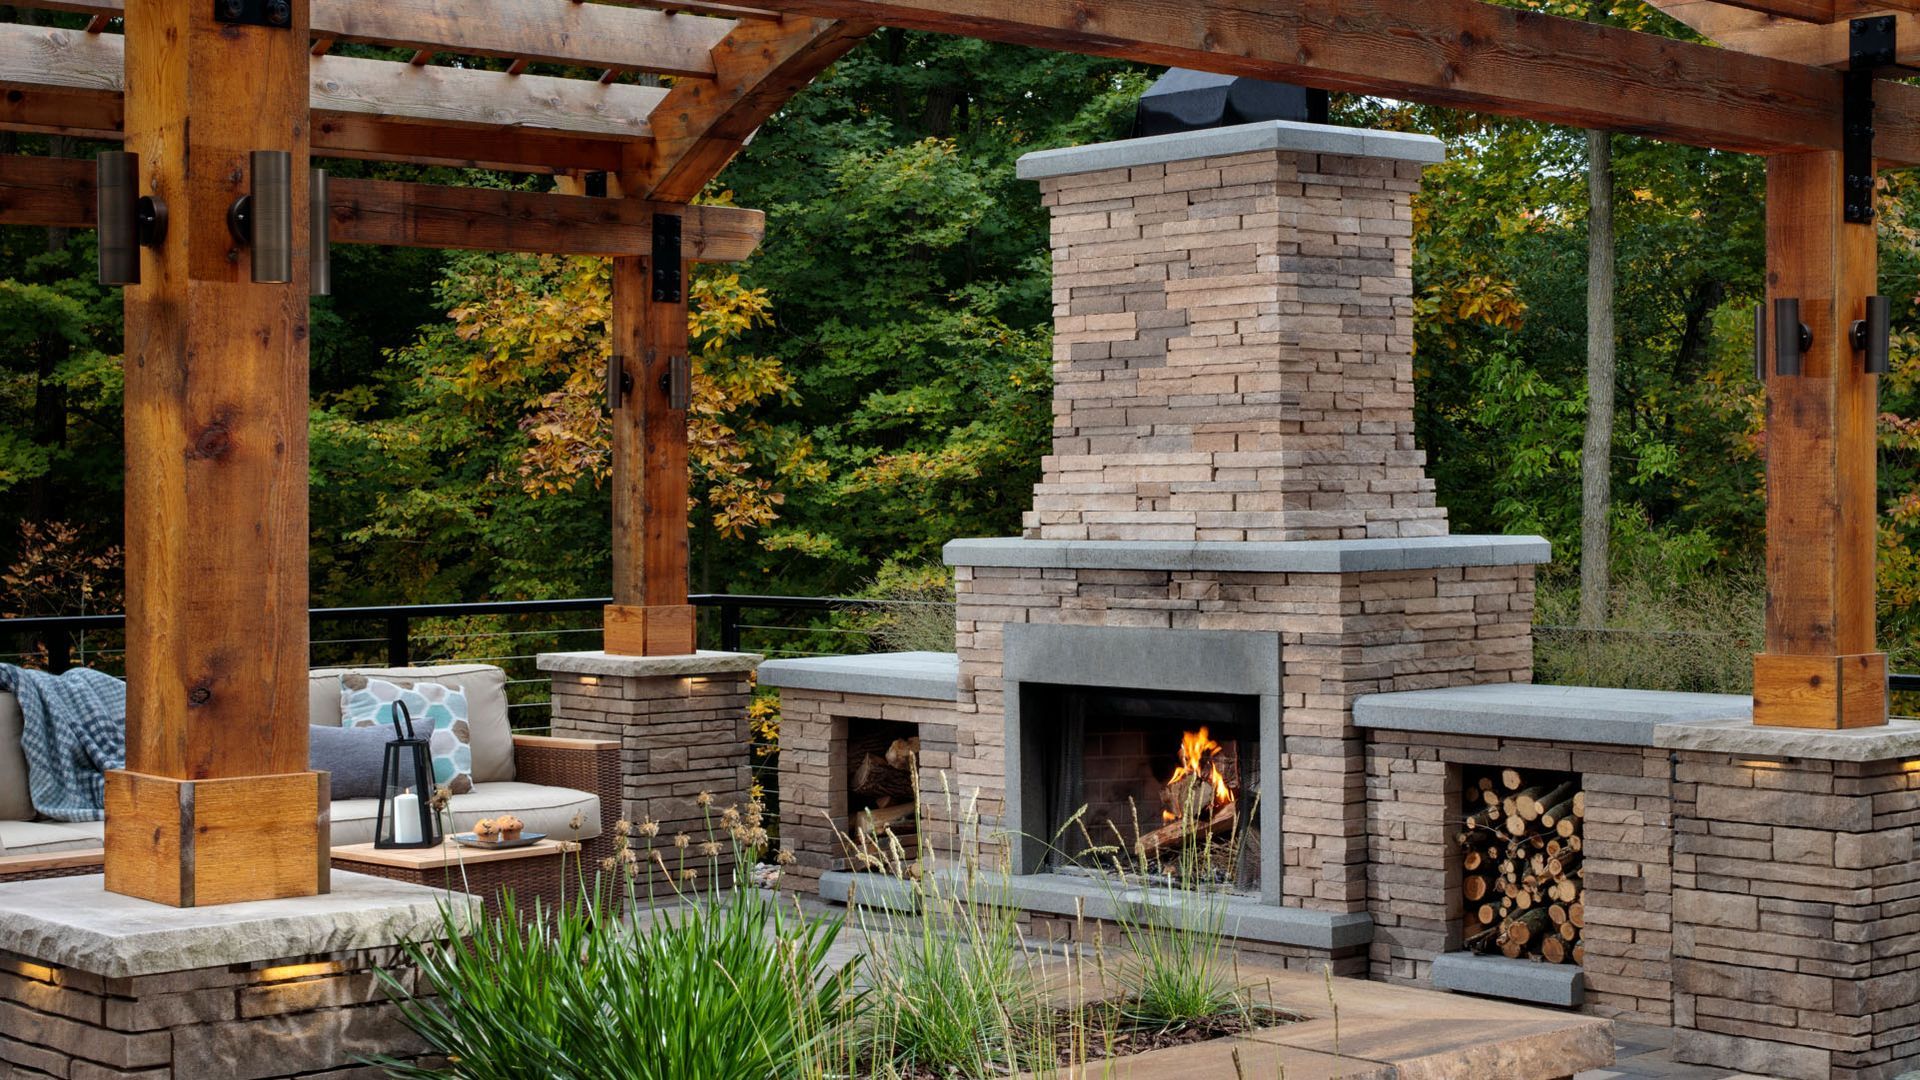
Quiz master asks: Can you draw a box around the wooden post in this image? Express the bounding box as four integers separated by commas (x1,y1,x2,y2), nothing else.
1753,151,1888,729
604,250,695,655
105,0,329,905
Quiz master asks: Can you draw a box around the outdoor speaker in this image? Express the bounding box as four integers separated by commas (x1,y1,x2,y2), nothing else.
227,150,293,284
96,151,166,286
310,167,330,297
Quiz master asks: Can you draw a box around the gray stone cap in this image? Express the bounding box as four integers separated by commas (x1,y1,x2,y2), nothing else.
536,649,762,678
1016,119,1446,180
819,868,1372,951
1355,683,1752,748
1429,951,1583,1008
1654,715,1920,762
0,871,478,979
943,535,1551,574
758,651,959,702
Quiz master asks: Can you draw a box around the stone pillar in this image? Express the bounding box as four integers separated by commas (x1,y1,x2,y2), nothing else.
1663,725,1920,1079
0,873,468,1078
538,650,759,894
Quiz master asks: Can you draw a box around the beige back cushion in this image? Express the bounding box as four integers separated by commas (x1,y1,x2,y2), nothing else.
0,692,31,821
308,664,515,784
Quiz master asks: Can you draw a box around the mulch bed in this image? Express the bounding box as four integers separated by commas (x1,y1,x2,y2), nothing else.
1048,1000,1305,1064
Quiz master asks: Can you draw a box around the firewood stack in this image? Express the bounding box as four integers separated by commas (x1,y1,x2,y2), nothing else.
1459,767,1585,965
848,735,920,860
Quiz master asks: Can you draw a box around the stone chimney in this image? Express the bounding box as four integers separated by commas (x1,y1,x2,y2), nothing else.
1018,123,1449,542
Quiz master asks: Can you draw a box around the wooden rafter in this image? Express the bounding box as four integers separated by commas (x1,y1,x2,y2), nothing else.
629,16,873,200
0,22,667,144
0,155,767,260
11,0,739,79
613,0,783,19
765,0,1920,166
1706,0,1920,20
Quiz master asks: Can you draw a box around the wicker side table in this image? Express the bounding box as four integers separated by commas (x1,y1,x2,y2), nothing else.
331,839,579,921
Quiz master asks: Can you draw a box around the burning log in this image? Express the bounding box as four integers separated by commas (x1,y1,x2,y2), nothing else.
1135,801,1236,859
1459,767,1584,965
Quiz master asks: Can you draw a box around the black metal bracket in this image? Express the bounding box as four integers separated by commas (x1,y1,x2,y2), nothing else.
1846,16,1895,224
651,213,682,304
607,353,633,412
583,171,609,198
214,0,292,28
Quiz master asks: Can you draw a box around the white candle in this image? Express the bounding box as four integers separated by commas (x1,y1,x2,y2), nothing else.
392,790,422,844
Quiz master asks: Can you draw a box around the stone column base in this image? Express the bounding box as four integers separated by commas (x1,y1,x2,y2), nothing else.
538,650,761,894
0,871,473,1078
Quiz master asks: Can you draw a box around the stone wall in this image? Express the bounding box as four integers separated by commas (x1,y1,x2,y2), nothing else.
947,559,1537,916
1671,752,1920,1080
1364,731,1675,1024
1026,141,1446,542
0,945,431,1079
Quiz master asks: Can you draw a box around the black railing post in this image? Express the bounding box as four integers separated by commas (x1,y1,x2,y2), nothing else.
46,635,71,675
385,613,411,668
720,600,742,653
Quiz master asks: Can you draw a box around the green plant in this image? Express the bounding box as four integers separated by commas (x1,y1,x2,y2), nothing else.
372,831,859,1079
845,783,1050,1078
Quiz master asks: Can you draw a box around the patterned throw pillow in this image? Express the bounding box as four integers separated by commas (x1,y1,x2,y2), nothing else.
339,675,475,795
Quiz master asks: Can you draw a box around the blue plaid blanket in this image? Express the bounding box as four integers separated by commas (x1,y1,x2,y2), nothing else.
0,664,125,822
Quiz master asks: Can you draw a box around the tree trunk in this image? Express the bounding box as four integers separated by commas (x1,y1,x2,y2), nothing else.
1579,127,1616,629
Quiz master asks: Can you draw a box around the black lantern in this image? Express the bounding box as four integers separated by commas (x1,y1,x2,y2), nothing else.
374,701,440,850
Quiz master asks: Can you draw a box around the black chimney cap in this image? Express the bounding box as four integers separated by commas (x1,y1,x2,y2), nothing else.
1134,69,1330,138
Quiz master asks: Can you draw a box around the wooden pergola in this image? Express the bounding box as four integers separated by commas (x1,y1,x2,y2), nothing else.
0,0,1903,904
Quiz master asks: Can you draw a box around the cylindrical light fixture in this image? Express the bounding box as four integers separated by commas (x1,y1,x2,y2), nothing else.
97,151,139,286
1855,295,1891,375
1753,302,1767,382
250,150,293,284
1774,297,1808,377
310,167,330,297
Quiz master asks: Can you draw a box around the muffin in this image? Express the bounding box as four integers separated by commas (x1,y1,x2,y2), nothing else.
495,814,525,842
473,818,499,841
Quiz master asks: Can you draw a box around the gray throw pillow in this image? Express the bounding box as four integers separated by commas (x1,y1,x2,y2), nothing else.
308,723,414,800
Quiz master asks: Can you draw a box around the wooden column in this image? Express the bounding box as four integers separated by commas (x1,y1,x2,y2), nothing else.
105,0,329,904
604,251,695,655
1753,151,1888,728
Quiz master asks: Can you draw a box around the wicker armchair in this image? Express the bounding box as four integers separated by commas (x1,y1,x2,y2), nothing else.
0,734,622,886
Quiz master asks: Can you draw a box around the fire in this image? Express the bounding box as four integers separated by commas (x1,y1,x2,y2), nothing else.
1163,726,1233,822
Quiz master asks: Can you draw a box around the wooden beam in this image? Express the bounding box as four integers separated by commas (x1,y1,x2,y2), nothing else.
605,253,696,655
1753,151,1887,728
0,21,667,143
107,0,326,905
610,0,783,19
0,156,767,261
310,116,626,173
8,0,739,78
765,0,1863,159
629,16,873,200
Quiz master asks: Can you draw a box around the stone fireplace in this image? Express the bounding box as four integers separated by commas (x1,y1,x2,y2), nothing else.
767,116,1548,968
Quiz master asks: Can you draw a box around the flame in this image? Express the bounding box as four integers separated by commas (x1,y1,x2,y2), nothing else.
1163,726,1233,822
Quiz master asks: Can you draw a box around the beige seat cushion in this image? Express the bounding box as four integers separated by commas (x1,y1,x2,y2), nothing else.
0,818,103,856
309,664,515,784
0,692,32,821
329,782,599,847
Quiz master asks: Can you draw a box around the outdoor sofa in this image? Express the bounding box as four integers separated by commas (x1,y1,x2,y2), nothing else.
0,663,619,882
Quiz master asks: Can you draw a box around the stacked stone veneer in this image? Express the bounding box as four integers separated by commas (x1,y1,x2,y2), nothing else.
1365,732,1675,1023
0,944,432,1079
1670,752,1920,1080
542,652,756,891
1024,127,1446,542
943,554,1539,925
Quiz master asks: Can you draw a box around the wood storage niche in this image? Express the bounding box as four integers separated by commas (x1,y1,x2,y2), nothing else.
1458,764,1585,965
843,718,919,866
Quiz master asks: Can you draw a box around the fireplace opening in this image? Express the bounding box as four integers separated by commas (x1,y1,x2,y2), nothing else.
1022,683,1261,890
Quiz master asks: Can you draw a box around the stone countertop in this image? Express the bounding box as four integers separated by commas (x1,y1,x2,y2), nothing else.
943,535,1552,574
1357,682,1920,762
757,651,959,702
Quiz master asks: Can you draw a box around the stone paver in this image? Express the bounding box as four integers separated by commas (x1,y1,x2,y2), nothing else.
1576,1023,1767,1080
